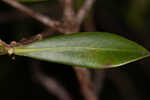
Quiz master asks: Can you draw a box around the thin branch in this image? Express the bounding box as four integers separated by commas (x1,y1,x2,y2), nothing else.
19,29,55,45
10,29,55,47
32,62,73,100
74,67,98,100
76,0,95,25
58,0,78,34
2,0,61,30
63,0,75,21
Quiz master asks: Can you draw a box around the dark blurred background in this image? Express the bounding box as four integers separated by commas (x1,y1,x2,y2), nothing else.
0,0,150,100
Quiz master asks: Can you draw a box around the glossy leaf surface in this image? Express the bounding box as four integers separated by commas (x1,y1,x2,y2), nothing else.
14,32,150,69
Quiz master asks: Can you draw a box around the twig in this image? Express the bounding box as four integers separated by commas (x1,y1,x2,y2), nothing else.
10,29,55,47
63,0,75,22
76,0,95,25
74,67,98,100
32,62,73,100
58,0,79,34
19,29,55,45
2,0,61,30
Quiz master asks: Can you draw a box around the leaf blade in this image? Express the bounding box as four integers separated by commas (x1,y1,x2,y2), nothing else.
14,32,150,69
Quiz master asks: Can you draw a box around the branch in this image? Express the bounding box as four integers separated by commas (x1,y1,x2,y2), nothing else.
19,29,55,45
76,0,95,25
59,0,75,22
58,0,78,34
32,62,73,100
63,0,75,22
10,29,55,47
74,67,98,100
2,0,61,30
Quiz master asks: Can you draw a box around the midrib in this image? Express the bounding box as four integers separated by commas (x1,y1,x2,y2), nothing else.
14,46,141,54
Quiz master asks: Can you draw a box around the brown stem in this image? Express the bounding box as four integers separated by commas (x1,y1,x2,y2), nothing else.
58,0,78,34
19,29,55,45
74,67,98,100
2,0,61,30
63,0,75,22
9,29,56,47
76,0,95,25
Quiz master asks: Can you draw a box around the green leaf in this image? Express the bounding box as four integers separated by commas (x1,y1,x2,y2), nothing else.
0,40,7,55
15,0,47,2
14,32,150,69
